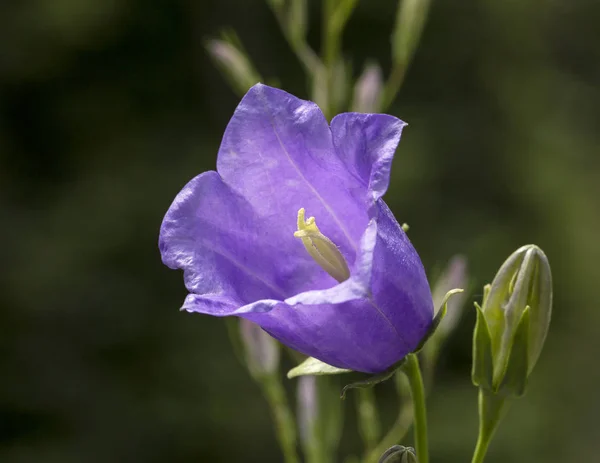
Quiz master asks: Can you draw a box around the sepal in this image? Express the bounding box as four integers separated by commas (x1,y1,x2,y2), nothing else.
471,302,494,390
340,365,400,399
414,288,464,352
496,306,530,397
287,357,352,379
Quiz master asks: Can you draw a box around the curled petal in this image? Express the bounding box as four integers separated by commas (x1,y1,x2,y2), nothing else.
330,112,406,204
217,84,369,262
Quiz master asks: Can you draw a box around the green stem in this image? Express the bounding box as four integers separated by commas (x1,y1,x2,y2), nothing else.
322,0,339,119
404,354,429,463
261,374,301,463
470,389,507,463
323,0,337,68
381,64,407,111
382,0,433,110
356,387,381,453
269,4,321,74
364,372,413,463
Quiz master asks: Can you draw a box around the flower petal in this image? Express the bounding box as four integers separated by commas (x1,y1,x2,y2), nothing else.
233,199,433,373
369,200,434,348
217,84,368,264
243,298,409,374
330,113,406,204
159,171,332,312
284,218,378,306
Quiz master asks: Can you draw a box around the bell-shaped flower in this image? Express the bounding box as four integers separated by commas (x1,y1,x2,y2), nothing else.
159,84,433,373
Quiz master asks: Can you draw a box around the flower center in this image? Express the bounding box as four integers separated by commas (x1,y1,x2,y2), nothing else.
294,208,350,283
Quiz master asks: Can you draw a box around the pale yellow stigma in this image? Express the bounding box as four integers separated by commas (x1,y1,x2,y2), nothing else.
294,208,350,283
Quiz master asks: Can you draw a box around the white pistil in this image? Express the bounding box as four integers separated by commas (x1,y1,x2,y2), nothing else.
294,208,351,283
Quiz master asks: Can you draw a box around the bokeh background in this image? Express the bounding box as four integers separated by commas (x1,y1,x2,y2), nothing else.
1,0,599,461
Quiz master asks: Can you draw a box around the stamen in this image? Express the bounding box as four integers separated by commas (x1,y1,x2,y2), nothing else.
294,208,350,283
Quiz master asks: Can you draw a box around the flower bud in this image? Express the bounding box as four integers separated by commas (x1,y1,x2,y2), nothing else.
297,376,343,462
352,63,383,113
205,38,262,97
239,319,280,377
472,245,552,396
378,445,418,463
297,376,318,446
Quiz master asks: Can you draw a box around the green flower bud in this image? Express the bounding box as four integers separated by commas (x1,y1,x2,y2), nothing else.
472,245,552,396
378,445,418,463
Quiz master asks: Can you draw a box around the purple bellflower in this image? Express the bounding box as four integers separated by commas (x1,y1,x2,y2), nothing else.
159,84,433,374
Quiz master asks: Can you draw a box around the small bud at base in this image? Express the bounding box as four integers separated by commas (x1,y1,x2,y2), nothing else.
239,318,280,376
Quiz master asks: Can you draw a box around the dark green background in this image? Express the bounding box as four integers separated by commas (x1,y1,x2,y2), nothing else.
1,0,598,461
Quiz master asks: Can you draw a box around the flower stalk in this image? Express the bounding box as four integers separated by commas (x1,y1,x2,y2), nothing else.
235,319,300,463
267,0,321,74
382,0,433,110
470,389,508,463
364,372,413,463
321,0,358,118
403,354,429,463
297,375,344,463
261,373,301,463
356,387,381,454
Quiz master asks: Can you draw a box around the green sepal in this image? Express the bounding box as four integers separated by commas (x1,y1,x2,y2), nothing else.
414,288,464,353
481,283,492,306
472,302,494,390
340,364,400,400
287,357,352,379
497,306,531,397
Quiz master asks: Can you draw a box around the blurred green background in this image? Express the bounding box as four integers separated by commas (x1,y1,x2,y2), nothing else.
1,0,599,461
